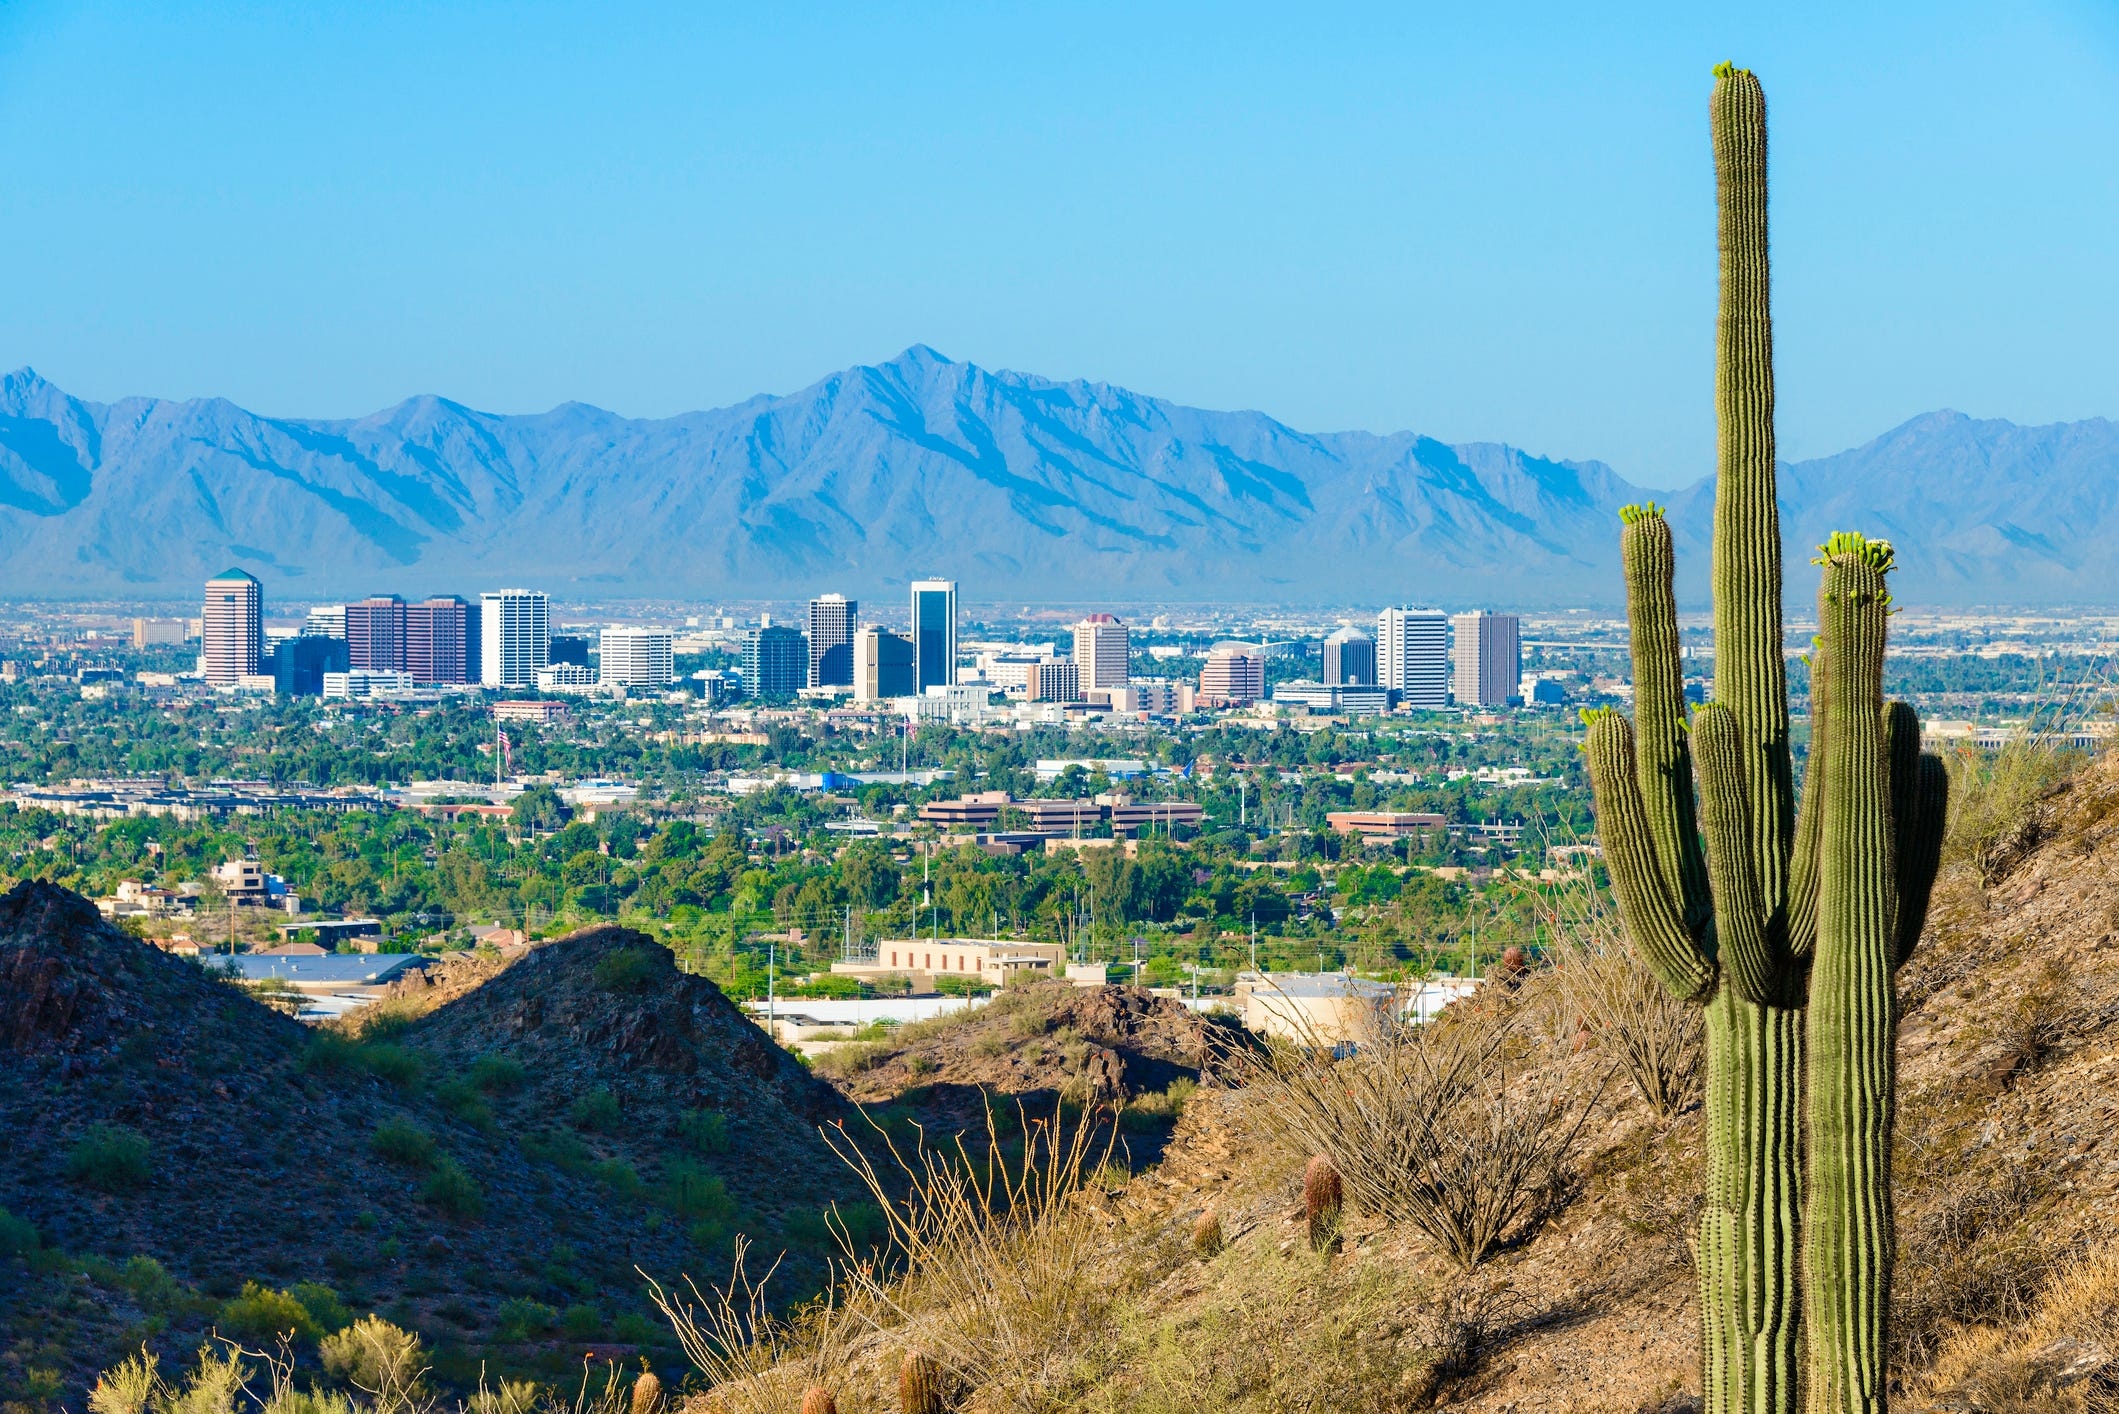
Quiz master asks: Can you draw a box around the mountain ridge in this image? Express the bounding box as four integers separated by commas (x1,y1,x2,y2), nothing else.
1,350,2113,606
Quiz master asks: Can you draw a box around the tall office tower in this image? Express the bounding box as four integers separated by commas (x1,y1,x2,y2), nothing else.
304,604,347,639
807,593,858,688
1323,626,1377,687
1070,614,1130,690
742,625,809,698
909,578,958,691
600,626,675,688
202,569,264,684
274,635,350,696
405,596,471,684
344,595,408,671
480,590,550,688
853,627,916,701
1450,610,1522,708
1198,643,1265,707
1376,606,1449,709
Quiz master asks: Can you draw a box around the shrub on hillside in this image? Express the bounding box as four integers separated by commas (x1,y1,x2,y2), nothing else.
660,1161,733,1221
495,1296,558,1341
560,1303,602,1339
319,1315,428,1402
369,1118,437,1169
67,1124,152,1192
421,1158,484,1220
1945,734,2084,888
0,1206,38,1256
594,946,662,994
469,1053,528,1094
219,1280,325,1342
569,1087,622,1133
677,1108,730,1154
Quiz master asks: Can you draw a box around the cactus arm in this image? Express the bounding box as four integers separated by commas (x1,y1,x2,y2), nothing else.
1804,538,1900,1414
1586,710,1719,1002
1787,643,1826,967
1693,704,1786,1005
1622,505,1714,935
1886,700,1948,969
1710,64,1797,924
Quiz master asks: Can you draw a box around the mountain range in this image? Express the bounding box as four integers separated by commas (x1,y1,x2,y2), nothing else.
0,346,2111,607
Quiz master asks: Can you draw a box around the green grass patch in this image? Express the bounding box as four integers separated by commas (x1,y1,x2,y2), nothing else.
593,946,662,994
369,1118,438,1169
676,1108,729,1154
569,1087,622,1133
421,1159,484,1220
469,1053,528,1094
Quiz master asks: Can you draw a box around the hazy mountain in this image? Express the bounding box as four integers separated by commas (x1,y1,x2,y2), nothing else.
0,348,2110,606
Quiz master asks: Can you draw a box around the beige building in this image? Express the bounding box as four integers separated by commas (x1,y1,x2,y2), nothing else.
1198,644,1265,707
832,936,1067,991
1450,610,1521,707
1235,972,1399,1045
1028,658,1081,703
203,569,264,684
1071,614,1130,691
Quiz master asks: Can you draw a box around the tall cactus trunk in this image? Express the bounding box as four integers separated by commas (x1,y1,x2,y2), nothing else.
1804,540,1902,1414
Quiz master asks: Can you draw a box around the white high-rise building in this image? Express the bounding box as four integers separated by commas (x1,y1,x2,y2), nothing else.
599,626,674,689
910,578,958,691
807,593,858,688
1376,607,1448,709
1451,611,1522,708
1070,614,1130,691
480,590,550,688
203,569,264,685
304,604,347,639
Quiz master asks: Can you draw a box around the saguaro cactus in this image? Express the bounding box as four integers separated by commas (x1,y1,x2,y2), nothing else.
1587,66,1947,1414
1584,61,1804,1414
1804,536,1946,1414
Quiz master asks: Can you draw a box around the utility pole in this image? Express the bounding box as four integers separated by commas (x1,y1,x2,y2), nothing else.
767,941,777,1040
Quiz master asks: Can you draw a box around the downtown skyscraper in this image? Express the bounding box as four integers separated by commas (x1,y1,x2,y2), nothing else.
202,569,263,684
807,593,857,688
910,578,957,692
1376,606,1448,709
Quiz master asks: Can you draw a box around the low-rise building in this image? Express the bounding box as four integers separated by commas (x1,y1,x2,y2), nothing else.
833,937,1067,990
1326,810,1448,845
1235,971,1398,1045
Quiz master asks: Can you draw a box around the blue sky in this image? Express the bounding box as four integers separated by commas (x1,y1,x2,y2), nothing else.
3,2,2115,489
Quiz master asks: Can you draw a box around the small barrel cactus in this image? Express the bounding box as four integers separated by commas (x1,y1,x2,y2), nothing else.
629,1371,661,1414
801,1387,838,1414
1192,1206,1224,1258
1303,1154,1343,1252
900,1350,947,1414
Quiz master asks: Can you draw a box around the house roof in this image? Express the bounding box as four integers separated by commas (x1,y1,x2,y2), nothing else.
217,955,428,985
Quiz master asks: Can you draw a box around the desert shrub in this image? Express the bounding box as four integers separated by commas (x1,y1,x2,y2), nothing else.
1893,1162,2062,1370
369,1118,437,1169
1122,1078,1197,1131
594,946,662,993
971,1032,1011,1059
433,1078,493,1129
67,1124,152,1192
1236,1009,1597,1270
92,1343,249,1414
593,1158,644,1201
1945,734,2084,887
521,1128,592,1171
905,1054,940,1078
467,1379,540,1414
421,1159,484,1220
0,1205,38,1256
808,1043,890,1078
219,1281,323,1342
646,1237,852,1414
677,1108,730,1154
319,1315,429,1403
1556,919,1702,1120
121,1255,180,1311
290,1281,353,1334
495,1296,558,1341
356,1044,424,1092
660,1160,733,1221
468,1053,528,1093
560,1302,603,1339
303,1033,423,1091
570,1087,623,1133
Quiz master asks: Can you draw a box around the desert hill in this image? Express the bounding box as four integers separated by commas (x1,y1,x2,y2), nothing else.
0,894,865,1405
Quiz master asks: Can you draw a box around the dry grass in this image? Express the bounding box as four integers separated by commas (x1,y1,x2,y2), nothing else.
644,1238,849,1414
820,1100,1121,1413
1944,727,2090,890
1918,1244,2119,1413
1232,1002,1601,1270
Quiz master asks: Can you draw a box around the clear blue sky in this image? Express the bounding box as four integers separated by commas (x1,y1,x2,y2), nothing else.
4,2,2115,488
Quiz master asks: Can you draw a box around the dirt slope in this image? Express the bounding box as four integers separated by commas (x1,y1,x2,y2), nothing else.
1110,750,2119,1413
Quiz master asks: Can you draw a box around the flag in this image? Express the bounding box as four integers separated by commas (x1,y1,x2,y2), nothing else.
497,728,514,774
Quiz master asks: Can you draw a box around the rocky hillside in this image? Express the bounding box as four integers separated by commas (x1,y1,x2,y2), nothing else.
814,980,1249,1167
0,891,865,1406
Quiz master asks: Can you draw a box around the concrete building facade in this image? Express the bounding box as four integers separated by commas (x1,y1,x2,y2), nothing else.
203,569,264,684
1450,610,1522,707
1071,614,1130,690
480,590,550,688
1377,607,1448,709
807,594,858,689
1323,626,1377,686
854,627,916,701
600,627,675,689
1198,644,1265,707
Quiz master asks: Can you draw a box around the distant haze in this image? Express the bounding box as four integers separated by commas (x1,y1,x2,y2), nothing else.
0,348,2113,610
